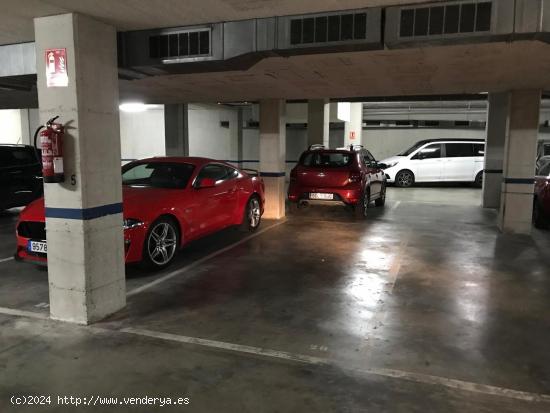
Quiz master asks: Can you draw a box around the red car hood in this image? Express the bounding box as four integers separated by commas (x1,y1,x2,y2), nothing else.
19,185,176,223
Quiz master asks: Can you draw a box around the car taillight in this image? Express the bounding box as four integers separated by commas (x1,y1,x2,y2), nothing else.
349,171,361,183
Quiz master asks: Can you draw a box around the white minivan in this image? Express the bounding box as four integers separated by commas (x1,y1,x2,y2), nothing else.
381,139,485,187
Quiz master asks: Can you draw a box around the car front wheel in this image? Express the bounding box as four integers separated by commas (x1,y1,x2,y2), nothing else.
143,217,179,269
395,170,415,188
375,185,386,207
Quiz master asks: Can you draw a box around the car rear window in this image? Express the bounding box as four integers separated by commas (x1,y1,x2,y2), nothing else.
0,147,39,167
301,152,353,167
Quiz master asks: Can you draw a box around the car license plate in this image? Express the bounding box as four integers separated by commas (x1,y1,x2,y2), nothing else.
310,193,333,200
28,240,47,254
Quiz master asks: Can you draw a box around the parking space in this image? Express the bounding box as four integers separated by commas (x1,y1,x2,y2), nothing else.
1,188,549,411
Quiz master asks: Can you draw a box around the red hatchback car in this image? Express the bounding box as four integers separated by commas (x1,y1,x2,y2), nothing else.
534,160,550,229
288,145,387,217
15,157,265,268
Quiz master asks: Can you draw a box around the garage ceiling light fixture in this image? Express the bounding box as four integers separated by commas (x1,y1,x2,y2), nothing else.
119,102,149,113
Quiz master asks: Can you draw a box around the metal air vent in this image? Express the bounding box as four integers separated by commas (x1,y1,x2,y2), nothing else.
399,2,492,38
289,12,368,45
277,9,382,50
149,29,211,59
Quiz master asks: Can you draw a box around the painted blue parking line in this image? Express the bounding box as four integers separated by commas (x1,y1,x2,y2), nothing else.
259,172,286,177
503,178,535,184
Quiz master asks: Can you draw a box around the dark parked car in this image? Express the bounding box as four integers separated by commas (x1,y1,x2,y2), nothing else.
534,159,550,229
0,145,42,211
288,145,386,218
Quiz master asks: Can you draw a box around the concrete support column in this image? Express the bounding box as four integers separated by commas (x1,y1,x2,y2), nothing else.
307,99,330,148
259,99,286,219
35,13,125,324
19,109,31,145
344,102,363,147
483,92,510,209
498,90,541,234
164,104,189,156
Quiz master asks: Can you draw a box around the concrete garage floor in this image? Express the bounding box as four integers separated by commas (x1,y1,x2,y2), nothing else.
1,187,550,412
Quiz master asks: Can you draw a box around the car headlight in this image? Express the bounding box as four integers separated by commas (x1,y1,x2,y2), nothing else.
123,218,144,229
384,162,399,169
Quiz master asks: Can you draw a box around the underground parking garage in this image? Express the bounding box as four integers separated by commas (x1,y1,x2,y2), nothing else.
1,0,550,411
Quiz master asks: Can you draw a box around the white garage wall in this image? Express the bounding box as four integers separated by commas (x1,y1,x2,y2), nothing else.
188,103,239,161
0,109,24,144
119,106,165,161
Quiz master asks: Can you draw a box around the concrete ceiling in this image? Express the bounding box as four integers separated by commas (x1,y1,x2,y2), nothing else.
0,0,432,45
119,41,550,103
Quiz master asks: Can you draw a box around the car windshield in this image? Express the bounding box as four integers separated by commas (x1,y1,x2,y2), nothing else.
0,146,39,167
398,141,427,156
301,152,353,167
122,162,195,189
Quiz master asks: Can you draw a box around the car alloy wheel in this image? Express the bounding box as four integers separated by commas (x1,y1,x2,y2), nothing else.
375,185,386,207
355,191,369,219
240,196,261,232
147,220,178,266
248,197,261,229
396,171,414,188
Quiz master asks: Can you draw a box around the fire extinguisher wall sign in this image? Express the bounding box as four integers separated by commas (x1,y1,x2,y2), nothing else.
40,116,65,183
45,48,69,88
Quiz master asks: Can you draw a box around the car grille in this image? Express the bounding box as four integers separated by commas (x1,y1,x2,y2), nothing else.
17,221,46,240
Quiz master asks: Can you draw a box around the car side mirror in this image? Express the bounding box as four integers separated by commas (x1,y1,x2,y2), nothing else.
197,178,216,189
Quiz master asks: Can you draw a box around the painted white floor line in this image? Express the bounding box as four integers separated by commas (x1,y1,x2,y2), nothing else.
120,326,550,404
391,201,401,211
353,367,550,404
126,220,287,297
0,257,14,264
121,327,327,365
388,229,411,295
1,305,549,404
0,306,49,320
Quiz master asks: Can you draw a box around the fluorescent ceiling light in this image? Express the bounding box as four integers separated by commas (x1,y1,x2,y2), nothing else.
119,102,148,113
337,102,351,122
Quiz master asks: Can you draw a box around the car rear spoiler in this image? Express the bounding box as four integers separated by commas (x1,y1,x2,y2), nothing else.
241,168,260,177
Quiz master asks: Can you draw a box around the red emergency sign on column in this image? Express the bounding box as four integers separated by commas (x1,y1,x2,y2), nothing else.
45,48,69,87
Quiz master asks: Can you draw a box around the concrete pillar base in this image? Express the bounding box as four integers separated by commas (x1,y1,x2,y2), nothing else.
262,176,286,219
498,184,535,234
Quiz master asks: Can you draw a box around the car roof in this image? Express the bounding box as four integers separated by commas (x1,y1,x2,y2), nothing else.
130,156,234,168
414,138,485,145
0,144,34,148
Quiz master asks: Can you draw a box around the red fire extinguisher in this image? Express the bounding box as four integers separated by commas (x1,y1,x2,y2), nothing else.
40,116,65,183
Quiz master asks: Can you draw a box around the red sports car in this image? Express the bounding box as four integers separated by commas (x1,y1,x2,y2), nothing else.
15,157,265,268
534,160,550,229
288,145,386,217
